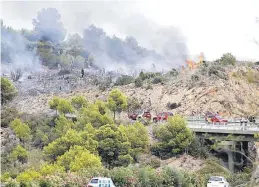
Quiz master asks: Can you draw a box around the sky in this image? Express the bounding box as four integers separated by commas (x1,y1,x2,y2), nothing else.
1,0,259,61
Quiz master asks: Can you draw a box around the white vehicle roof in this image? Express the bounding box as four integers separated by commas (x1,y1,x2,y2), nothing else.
91,177,112,180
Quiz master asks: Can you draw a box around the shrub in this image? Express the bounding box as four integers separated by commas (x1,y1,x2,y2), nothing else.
191,75,199,82
134,77,143,88
146,84,153,90
115,75,134,86
1,107,19,127
16,169,40,182
19,181,31,187
168,68,179,77
5,181,19,187
110,167,138,187
247,69,259,83
1,77,17,104
208,64,228,80
166,102,181,110
139,71,161,81
219,53,236,66
152,76,163,84
39,179,52,187
9,145,28,163
188,137,209,158
10,118,31,142
148,157,161,168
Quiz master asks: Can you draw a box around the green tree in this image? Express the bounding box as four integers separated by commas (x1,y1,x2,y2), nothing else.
39,163,65,176
10,118,31,142
9,145,28,163
57,145,102,172
114,75,134,86
16,169,40,182
1,77,17,104
54,114,74,137
95,100,109,115
152,115,194,156
96,124,132,168
57,98,74,114
107,89,127,120
219,53,236,66
77,103,113,129
119,122,149,158
71,95,88,110
1,107,19,127
134,77,143,88
48,96,60,115
43,129,98,161
49,96,73,115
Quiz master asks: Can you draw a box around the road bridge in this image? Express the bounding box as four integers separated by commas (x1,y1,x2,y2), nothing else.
187,117,259,137
186,119,259,172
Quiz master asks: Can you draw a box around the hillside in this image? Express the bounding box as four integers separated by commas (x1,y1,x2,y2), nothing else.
8,63,259,118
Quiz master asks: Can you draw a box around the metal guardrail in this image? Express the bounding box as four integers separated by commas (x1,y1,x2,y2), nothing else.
187,121,259,132
186,116,259,124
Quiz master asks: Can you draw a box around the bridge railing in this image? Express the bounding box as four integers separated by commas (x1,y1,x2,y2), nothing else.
188,121,259,132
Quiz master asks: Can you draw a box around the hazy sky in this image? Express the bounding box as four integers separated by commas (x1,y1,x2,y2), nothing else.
1,0,259,61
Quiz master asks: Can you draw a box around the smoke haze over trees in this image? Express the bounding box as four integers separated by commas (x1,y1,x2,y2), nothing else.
1,6,188,74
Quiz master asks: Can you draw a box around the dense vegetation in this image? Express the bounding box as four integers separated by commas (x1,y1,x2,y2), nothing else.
1,87,253,186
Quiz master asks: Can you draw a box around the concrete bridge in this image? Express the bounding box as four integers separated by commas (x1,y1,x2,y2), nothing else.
187,117,259,138
186,117,259,172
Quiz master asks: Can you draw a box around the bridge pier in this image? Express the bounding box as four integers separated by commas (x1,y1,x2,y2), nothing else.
218,141,236,172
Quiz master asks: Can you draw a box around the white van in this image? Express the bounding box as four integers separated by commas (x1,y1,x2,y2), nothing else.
207,176,229,187
86,177,115,187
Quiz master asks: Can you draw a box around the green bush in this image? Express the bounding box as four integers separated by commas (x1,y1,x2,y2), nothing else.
208,65,228,80
1,107,19,127
139,71,161,81
1,77,17,104
168,68,179,77
9,145,28,163
115,75,134,86
110,167,138,187
5,181,19,187
148,157,161,168
219,53,236,66
188,137,209,158
19,181,31,187
135,77,143,88
39,179,52,187
152,76,163,84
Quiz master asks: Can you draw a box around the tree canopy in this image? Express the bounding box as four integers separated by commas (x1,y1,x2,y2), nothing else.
1,77,17,104
152,115,194,156
107,89,127,120
96,124,132,168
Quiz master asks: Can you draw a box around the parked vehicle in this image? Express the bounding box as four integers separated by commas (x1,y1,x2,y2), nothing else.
205,114,228,124
128,111,151,121
153,112,173,123
86,177,115,187
207,176,229,187
248,116,256,123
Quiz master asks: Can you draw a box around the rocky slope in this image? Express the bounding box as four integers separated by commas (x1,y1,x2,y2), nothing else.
8,65,259,118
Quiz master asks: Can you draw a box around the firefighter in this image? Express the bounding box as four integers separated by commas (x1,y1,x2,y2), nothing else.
81,68,84,78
